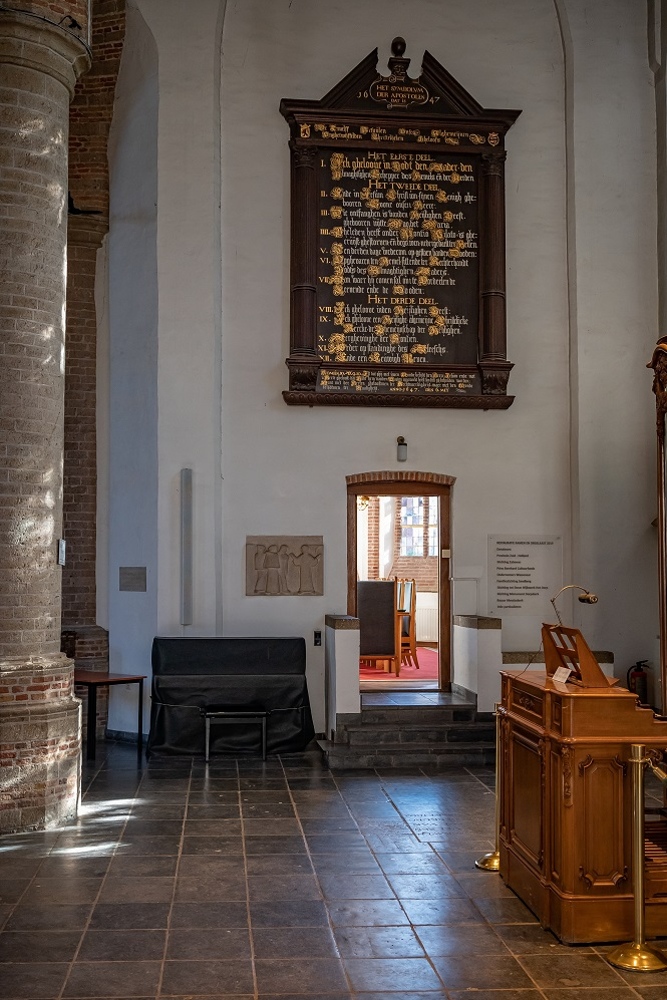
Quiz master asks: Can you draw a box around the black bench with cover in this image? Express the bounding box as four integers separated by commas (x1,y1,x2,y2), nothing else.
147,636,315,757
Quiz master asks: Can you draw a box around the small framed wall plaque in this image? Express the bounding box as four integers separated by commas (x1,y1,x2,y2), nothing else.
280,38,520,409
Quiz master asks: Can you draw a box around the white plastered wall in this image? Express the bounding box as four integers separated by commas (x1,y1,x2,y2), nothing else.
102,0,659,734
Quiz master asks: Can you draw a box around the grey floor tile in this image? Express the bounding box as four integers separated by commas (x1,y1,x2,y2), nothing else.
253,926,340,959
160,959,254,996
36,858,110,878
165,926,251,960
246,854,314,876
250,900,329,927
374,852,448,875
246,873,322,902
255,958,348,994
114,835,182,856
495,923,594,955
343,957,444,992
544,990,646,1000
327,899,409,927
334,925,425,958
415,923,509,956
169,901,249,928
385,873,464,899
173,874,247,902
5,904,92,931
431,954,536,990
243,836,307,855
0,962,69,999
106,856,177,878
63,961,162,997
520,954,627,988
183,819,242,837
472,896,540,924
318,873,395,900
89,902,171,929
399,896,483,925
21,878,101,905
242,818,301,836
448,993,542,1000
310,851,381,875
177,855,244,878
0,880,31,904
0,930,82,962
97,877,174,903
78,928,166,961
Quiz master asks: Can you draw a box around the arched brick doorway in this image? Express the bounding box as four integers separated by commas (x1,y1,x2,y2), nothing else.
347,472,455,689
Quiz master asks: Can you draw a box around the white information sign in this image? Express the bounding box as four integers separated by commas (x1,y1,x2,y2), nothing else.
488,535,562,616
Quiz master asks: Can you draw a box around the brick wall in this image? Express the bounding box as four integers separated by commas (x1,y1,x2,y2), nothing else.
361,494,439,591
68,0,126,215
10,2,89,38
367,497,380,579
61,0,125,735
62,0,124,629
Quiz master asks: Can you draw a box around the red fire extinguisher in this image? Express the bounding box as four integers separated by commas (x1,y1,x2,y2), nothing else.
627,660,650,704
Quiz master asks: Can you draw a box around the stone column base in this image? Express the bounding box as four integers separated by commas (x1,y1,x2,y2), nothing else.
0,655,81,833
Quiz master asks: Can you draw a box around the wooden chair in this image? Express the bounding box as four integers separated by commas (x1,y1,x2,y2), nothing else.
358,580,402,676
396,578,418,670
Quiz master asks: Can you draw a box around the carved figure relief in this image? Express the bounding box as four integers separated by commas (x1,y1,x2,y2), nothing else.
246,536,324,596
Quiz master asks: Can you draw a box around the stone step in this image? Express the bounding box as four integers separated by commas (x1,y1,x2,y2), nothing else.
359,705,477,725
345,722,496,747
318,738,495,769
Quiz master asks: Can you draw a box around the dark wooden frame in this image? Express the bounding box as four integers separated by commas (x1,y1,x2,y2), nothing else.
347,475,452,689
281,38,521,409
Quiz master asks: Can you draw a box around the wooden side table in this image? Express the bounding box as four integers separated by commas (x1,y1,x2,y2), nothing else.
73,670,146,761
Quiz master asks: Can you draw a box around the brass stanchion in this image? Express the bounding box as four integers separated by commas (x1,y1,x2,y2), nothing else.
607,744,667,972
476,704,500,871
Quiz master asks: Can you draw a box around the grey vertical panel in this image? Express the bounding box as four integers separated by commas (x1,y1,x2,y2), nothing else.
180,468,193,625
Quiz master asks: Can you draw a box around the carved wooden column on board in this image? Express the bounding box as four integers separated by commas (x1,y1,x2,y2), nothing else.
287,143,320,392
479,149,512,395
648,340,667,715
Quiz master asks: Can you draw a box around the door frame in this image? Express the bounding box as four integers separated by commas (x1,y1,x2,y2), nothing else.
346,472,455,689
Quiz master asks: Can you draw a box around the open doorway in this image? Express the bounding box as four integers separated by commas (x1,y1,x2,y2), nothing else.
347,473,454,691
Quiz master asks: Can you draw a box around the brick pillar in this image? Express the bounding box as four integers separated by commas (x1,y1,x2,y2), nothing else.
0,11,90,832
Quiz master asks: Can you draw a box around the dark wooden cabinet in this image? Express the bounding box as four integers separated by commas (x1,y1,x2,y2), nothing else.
500,671,667,943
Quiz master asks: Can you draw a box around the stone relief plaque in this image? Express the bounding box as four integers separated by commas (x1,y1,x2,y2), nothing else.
246,536,324,596
280,38,520,409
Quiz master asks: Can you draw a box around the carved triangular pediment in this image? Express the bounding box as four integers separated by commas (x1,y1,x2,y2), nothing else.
281,37,518,125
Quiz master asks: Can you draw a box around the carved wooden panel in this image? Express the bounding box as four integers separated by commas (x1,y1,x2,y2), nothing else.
509,727,544,872
577,754,627,889
510,686,544,725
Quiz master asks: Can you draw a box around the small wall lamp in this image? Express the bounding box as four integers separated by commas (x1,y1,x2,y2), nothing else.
550,584,598,626
397,436,407,462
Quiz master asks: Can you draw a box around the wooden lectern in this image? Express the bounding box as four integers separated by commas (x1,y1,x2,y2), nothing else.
499,625,667,943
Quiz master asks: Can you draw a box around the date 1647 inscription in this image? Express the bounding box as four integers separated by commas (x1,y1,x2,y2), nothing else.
319,368,478,394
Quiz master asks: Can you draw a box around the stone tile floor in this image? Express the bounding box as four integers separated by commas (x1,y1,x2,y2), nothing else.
1,742,667,999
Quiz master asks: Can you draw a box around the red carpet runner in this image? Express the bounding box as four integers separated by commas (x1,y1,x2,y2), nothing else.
359,646,438,680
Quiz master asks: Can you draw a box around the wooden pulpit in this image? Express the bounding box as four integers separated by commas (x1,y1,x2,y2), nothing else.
499,627,667,943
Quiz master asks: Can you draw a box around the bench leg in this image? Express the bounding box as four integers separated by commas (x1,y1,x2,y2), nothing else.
205,717,211,762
